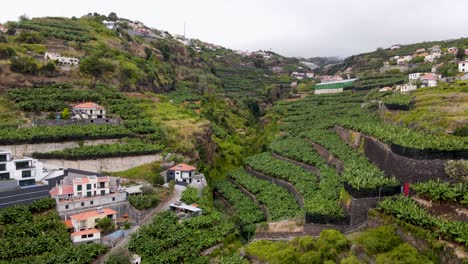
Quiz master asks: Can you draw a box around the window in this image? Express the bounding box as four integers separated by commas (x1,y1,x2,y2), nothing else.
100,182,105,188
18,179,35,187
77,192,82,196
0,154,7,162
101,190,106,196
21,170,32,178
0,172,9,180
77,185,82,191
94,184,96,188
81,235,86,239
87,191,91,197
81,202,85,207
90,201,94,205
88,234,94,238
0,164,5,171
15,161,30,169
65,205,69,209
86,184,91,190
112,197,115,201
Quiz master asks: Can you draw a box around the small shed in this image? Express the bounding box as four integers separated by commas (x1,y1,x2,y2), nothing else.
169,201,203,217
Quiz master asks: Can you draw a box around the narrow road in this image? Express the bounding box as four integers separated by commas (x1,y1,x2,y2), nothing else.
95,185,186,263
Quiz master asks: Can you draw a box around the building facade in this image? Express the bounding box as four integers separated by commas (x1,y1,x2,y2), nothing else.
166,164,197,184
0,150,44,187
459,60,468,73
72,102,106,119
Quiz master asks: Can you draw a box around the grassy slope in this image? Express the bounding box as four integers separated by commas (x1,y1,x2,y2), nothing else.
384,83,468,134
0,94,23,126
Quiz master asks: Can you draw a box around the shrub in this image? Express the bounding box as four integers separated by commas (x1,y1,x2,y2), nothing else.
340,255,362,264
181,187,199,204
10,56,41,74
0,44,15,59
445,160,468,182
151,174,165,186
15,31,43,43
96,217,114,233
355,225,402,255
129,194,159,210
61,108,70,119
80,55,115,76
375,243,433,264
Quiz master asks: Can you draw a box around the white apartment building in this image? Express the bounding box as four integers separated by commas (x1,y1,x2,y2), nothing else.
0,150,43,187
44,52,80,66
408,73,422,83
459,60,468,73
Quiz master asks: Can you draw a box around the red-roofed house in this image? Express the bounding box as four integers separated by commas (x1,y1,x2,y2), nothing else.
72,102,106,119
71,228,101,244
50,175,110,199
167,163,197,184
0,25,8,33
420,73,438,87
68,207,116,244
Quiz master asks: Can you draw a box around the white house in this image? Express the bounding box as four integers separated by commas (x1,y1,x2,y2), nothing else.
166,163,197,184
0,150,44,187
271,66,283,73
408,73,422,83
390,44,401,50
50,175,110,199
44,52,79,66
291,72,306,80
397,55,412,65
420,73,438,87
424,53,441,63
72,102,106,119
102,20,117,30
459,60,468,73
397,84,417,93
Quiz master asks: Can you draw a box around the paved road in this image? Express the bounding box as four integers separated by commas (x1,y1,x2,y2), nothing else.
94,185,185,263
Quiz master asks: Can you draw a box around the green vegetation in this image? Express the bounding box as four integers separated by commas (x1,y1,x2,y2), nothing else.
354,226,402,255
215,181,265,236
128,210,234,263
228,168,300,220
352,73,407,90
378,196,468,246
384,84,468,135
412,180,467,206
32,139,164,160
0,124,131,145
13,17,94,41
0,198,106,263
128,194,160,210
382,94,413,110
181,187,200,205
245,229,350,264
270,138,344,219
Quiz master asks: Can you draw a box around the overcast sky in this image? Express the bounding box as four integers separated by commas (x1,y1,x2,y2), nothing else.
2,0,468,58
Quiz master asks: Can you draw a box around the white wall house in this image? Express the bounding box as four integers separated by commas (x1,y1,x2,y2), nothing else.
397,84,417,94
50,175,110,199
0,150,43,187
459,60,468,73
408,73,422,83
420,73,438,87
72,102,106,119
102,20,117,30
44,52,79,66
166,164,197,184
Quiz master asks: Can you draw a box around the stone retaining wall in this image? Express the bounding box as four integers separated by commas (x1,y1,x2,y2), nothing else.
272,152,321,177
41,154,163,173
245,166,304,208
304,139,344,173
228,178,270,221
333,126,454,183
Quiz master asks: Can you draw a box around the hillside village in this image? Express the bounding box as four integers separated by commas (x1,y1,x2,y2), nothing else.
0,11,466,264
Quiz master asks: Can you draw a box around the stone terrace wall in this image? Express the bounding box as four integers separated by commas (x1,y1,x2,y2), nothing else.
40,154,163,173
0,139,121,157
333,126,454,183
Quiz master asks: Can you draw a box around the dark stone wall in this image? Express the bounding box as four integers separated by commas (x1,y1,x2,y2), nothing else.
304,139,344,173
272,153,321,176
228,178,270,221
245,166,304,208
333,126,453,183
346,197,381,226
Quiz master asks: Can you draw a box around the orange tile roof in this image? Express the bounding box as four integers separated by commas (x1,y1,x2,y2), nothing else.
70,208,117,221
71,228,100,237
49,184,74,196
169,163,196,171
73,102,104,109
63,219,74,229
73,177,90,184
